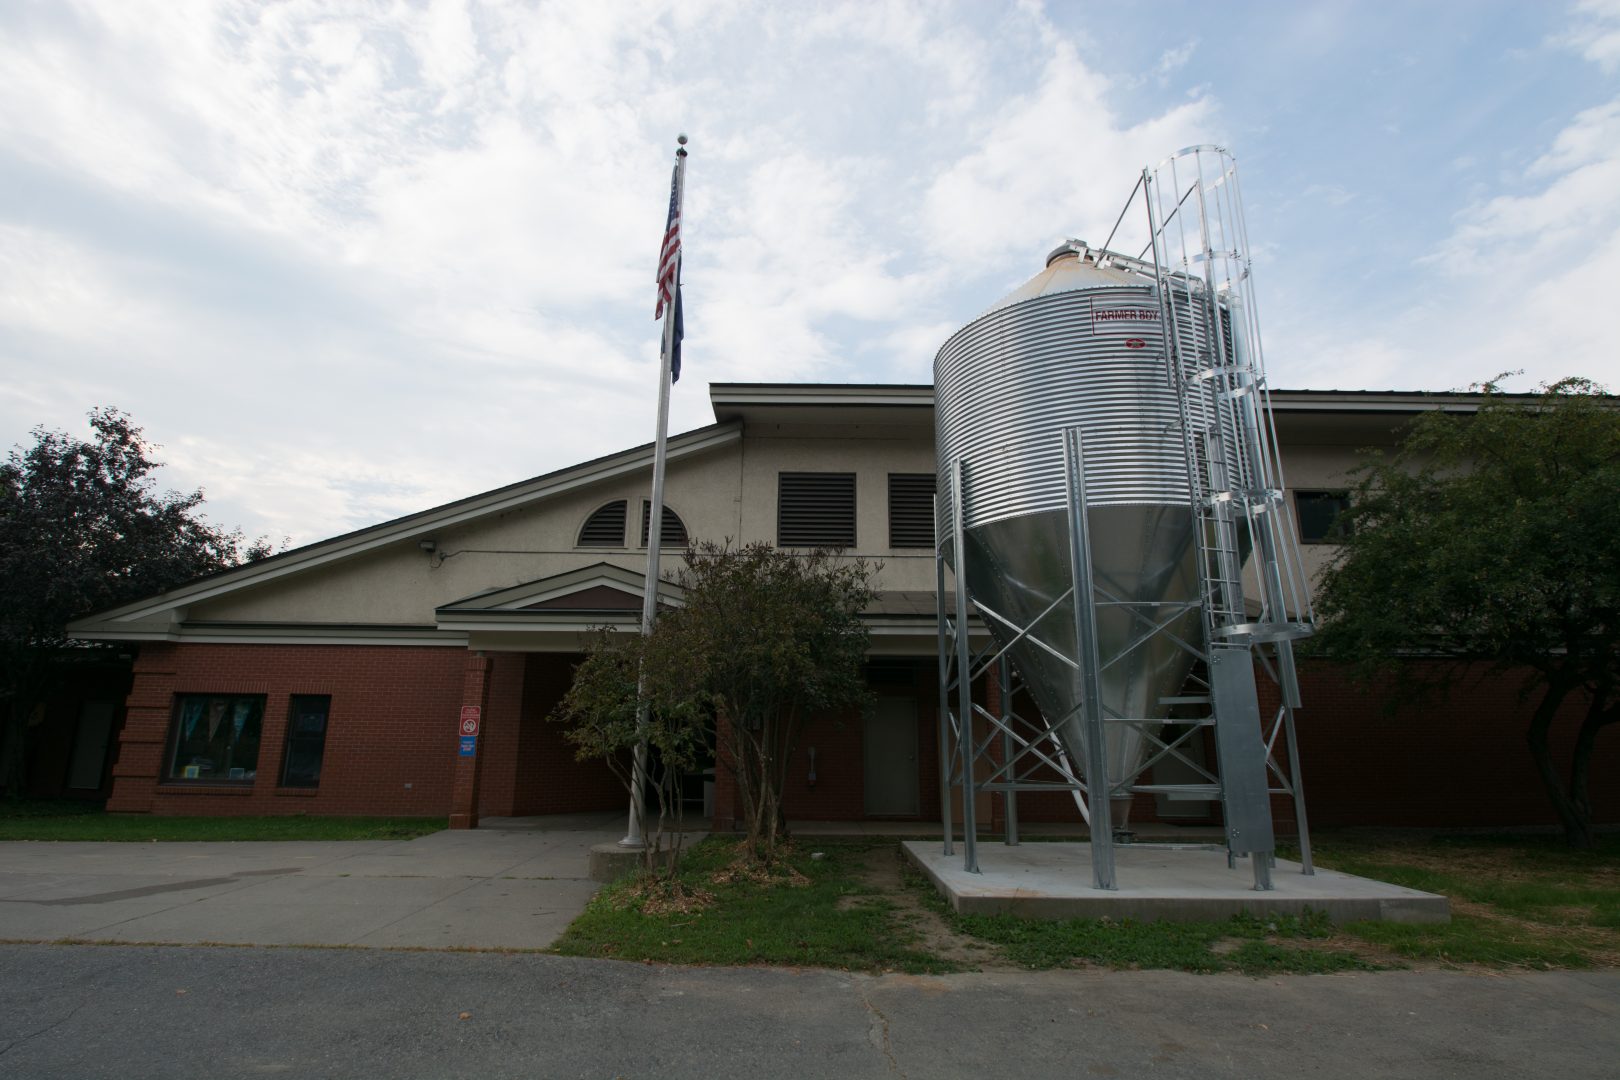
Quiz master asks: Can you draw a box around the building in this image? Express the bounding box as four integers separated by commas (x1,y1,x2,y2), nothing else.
67,383,1620,830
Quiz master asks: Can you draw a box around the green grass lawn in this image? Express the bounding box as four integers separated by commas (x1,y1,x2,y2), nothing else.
893,855,1383,975
553,838,958,973
1301,831,1620,968
553,830,1619,976
0,800,446,842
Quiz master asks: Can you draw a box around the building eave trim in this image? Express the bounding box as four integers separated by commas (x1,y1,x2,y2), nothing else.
67,422,741,630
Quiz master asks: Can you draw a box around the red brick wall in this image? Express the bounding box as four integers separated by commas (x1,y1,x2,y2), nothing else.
109,642,468,817
1277,659,1620,828
112,643,1620,829
780,704,866,820
510,654,623,816
748,656,1620,832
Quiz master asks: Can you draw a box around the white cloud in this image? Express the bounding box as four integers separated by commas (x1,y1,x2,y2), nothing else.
1558,0,1620,71
1280,89,1620,392
9,0,1607,549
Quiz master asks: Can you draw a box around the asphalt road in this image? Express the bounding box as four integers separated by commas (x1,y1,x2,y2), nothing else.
1,945,1616,1079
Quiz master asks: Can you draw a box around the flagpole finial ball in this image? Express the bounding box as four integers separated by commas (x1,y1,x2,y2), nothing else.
677,134,688,145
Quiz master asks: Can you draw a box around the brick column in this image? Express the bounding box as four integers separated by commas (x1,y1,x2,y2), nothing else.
449,653,492,830
106,644,179,813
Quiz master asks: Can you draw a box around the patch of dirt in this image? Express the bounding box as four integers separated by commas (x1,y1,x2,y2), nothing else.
612,880,717,916
851,845,1020,972
708,843,811,889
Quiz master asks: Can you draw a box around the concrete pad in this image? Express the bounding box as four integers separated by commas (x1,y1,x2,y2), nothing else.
903,840,1450,924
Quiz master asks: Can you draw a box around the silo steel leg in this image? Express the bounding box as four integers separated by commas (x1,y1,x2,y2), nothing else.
951,458,979,873
1063,428,1115,891
934,538,954,858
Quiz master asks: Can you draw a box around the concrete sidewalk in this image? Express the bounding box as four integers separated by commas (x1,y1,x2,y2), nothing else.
0,811,622,949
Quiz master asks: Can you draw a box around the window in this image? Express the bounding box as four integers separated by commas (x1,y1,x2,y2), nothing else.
165,694,264,783
1295,490,1352,544
280,695,332,788
577,500,628,547
639,500,689,548
778,472,856,547
887,473,935,548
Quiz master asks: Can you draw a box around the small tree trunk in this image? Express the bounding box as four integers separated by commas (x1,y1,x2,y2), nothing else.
1565,691,1617,852
1525,679,1589,848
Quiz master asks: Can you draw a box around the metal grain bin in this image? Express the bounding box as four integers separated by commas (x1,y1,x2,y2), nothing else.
934,241,1203,817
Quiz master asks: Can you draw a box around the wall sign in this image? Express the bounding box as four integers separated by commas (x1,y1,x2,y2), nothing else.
458,736,477,757
459,706,481,737
1091,305,1158,334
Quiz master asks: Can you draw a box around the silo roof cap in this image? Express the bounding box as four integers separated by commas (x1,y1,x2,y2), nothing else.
985,238,1150,315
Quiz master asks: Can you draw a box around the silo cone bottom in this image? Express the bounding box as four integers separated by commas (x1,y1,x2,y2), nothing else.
955,505,1203,831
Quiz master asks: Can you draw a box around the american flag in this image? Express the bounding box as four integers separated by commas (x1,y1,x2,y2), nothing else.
654,165,680,319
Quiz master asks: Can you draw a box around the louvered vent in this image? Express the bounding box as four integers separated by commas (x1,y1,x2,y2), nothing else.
577,500,627,547
888,474,935,548
778,472,856,547
640,501,690,548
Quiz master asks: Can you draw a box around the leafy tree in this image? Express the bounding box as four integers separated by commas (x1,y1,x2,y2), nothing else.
0,407,271,796
554,541,874,867
551,627,708,879
1311,376,1619,848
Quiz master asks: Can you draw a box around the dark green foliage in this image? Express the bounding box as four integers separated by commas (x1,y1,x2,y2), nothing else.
1,408,272,796
551,627,706,877
554,541,874,866
1311,377,1620,847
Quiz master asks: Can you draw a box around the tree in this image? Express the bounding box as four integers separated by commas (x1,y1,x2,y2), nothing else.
551,627,708,880
1311,376,1620,848
554,541,875,867
0,407,271,797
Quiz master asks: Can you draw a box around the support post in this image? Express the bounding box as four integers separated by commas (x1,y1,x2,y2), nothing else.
1062,428,1115,890
950,458,979,873
449,652,493,831
934,517,955,858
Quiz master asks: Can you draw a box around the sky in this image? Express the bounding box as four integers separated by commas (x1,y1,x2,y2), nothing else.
3,0,1619,548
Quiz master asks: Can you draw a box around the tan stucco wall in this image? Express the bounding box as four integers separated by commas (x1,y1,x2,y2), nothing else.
184,411,1374,628
735,420,937,591
188,442,744,625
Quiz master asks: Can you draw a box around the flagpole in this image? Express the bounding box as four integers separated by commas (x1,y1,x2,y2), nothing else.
621,133,688,849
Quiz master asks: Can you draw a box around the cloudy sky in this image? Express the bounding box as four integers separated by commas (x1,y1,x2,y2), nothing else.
4,0,1619,548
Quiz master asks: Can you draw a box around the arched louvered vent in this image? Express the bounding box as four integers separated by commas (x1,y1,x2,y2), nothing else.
577,500,628,547
640,501,689,548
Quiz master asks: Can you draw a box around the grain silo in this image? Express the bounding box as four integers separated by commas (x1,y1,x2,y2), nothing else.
932,146,1314,890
